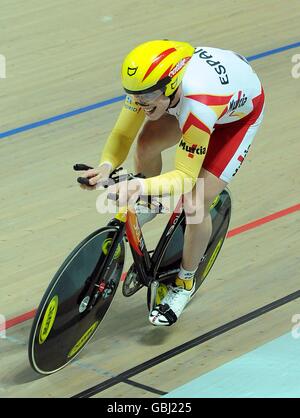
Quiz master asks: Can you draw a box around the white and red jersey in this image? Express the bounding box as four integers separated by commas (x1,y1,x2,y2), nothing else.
168,46,263,129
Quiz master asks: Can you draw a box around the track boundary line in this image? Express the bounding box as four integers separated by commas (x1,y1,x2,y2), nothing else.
72,289,300,397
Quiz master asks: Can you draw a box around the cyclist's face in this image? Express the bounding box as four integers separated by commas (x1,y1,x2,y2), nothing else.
132,91,170,120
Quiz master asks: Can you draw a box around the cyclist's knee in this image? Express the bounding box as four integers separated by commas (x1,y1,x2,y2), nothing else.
195,168,227,213
183,193,205,224
183,189,218,224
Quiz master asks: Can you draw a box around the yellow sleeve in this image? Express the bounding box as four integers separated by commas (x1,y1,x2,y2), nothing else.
143,116,211,196
99,96,145,169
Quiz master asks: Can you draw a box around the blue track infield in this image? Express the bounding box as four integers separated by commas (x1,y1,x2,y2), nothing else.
164,331,300,398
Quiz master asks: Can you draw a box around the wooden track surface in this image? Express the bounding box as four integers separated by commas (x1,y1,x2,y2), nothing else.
0,0,299,398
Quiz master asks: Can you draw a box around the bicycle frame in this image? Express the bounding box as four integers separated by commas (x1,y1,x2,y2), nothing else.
28,181,231,375
110,205,153,287
107,197,185,289
29,164,232,375
75,165,185,292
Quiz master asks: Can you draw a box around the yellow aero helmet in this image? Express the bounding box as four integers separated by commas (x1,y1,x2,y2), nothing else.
121,40,194,97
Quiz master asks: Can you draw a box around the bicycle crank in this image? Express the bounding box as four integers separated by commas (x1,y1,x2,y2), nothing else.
122,264,144,297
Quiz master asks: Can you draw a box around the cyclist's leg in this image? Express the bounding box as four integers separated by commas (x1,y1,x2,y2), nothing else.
182,168,227,271
150,95,265,326
182,101,265,272
134,113,181,177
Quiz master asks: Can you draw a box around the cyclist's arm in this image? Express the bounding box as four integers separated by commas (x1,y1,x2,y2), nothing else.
99,96,145,169
142,121,211,196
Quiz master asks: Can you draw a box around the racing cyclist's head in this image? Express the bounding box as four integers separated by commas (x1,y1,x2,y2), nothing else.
121,40,194,120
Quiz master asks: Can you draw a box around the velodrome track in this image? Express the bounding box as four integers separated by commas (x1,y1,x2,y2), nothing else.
0,0,299,398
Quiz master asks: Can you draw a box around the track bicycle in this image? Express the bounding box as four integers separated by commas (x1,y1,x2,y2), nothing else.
28,164,231,375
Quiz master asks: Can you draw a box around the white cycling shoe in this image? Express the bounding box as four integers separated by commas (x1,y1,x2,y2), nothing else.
149,282,196,326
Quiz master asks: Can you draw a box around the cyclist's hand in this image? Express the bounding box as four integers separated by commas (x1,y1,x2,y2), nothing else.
79,163,112,191
107,178,144,207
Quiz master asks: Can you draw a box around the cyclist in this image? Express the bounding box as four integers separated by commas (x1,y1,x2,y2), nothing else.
80,40,265,326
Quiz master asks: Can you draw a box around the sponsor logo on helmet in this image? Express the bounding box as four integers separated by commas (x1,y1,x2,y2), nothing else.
127,67,138,76
179,139,206,158
168,57,191,78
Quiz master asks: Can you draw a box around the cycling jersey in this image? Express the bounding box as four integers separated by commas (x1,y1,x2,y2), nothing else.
100,46,265,195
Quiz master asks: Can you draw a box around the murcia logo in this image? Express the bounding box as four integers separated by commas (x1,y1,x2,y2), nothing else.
228,91,248,112
179,139,206,158
127,67,138,76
